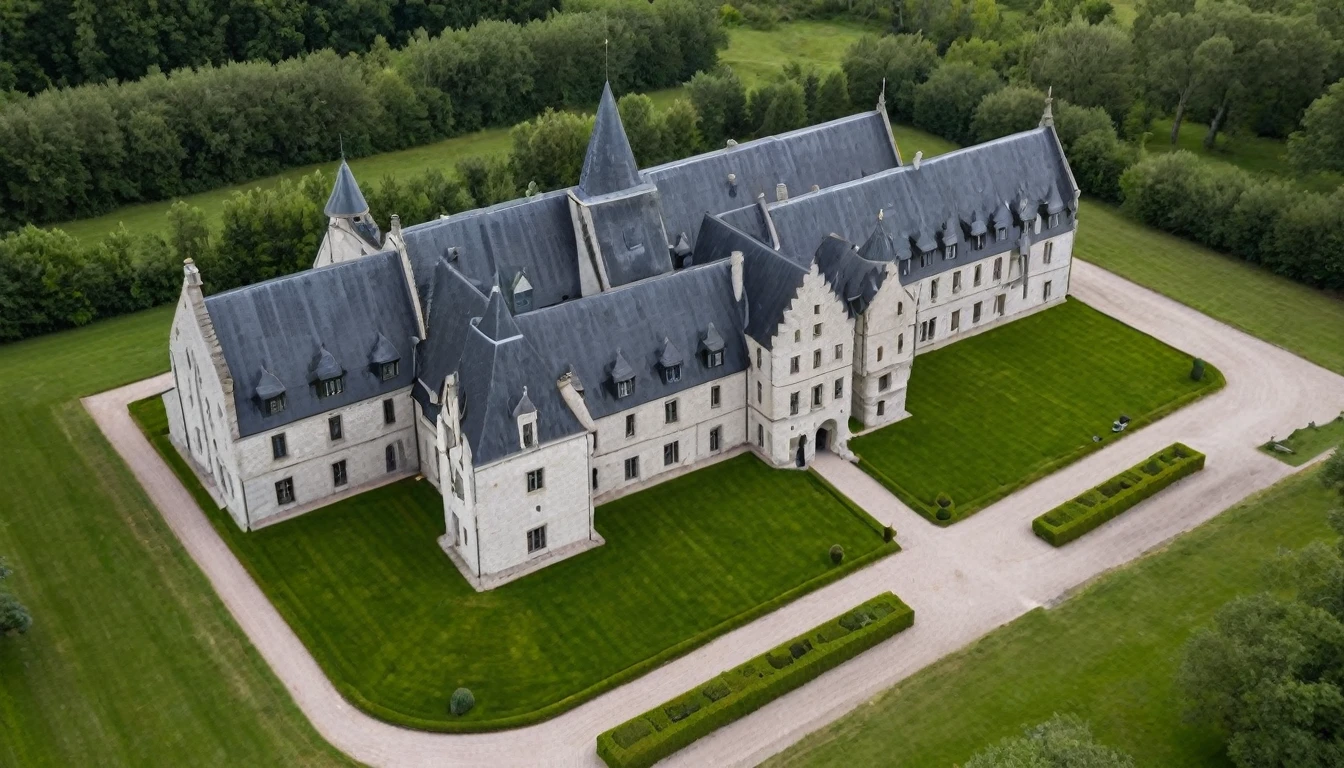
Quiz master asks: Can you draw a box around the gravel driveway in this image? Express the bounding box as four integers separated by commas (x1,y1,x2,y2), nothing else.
85,259,1344,767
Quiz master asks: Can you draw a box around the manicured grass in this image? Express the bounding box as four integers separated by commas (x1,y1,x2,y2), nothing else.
717,20,874,86
1260,414,1344,466
0,307,355,768
852,299,1223,524
766,465,1343,768
1076,201,1344,377
131,401,896,731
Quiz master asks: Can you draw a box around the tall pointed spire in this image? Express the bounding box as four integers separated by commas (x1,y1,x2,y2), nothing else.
577,82,641,199
1039,86,1055,129
325,160,370,217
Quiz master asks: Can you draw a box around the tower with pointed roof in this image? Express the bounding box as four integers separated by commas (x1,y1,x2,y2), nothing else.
314,159,385,268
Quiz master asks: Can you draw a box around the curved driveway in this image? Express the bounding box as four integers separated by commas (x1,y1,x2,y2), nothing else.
85,260,1344,767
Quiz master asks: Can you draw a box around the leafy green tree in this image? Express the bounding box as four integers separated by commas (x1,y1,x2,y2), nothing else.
509,108,591,192
965,714,1134,767
1323,446,1344,496
617,94,664,168
782,62,822,122
896,0,975,51
1054,102,1115,152
973,84,1047,142
913,61,1002,145
1068,129,1137,203
814,70,852,123
1029,18,1134,125
658,99,703,164
757,80,809,137
0,226,92,341
841,34,940,123
0,558,32,636
457,155,517,208
1289,79,1344,175
688,68,748,147
946,38,1006,74
1139,11,1217,145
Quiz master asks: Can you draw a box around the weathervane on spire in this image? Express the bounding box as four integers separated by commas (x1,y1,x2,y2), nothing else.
1039,86,1055,128
604,38,610,82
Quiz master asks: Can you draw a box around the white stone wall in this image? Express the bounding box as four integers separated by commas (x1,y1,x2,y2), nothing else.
590,373,747,497
469,433,594,578
238,390,417,525
748,268,854,467
852,265,917,428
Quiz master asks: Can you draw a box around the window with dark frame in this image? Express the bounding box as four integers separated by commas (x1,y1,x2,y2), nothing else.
663,363,682,384
616,379,633,398
624,456,640,480
813,349,821,369
993,257,1003,280
271,433,287,460
973,302,982,323
834,343,843,360
813,322,822,337
879,373,891,392
877,400,886,416
383,398,396,424
974,264,982,286
332,460,347,487
318,376,344,398
527,525,547,553
385,444,396,472
527,468,544,492
663,441,679,465
811,384,823,408
930,278,939,300
1044,241,1054,264
380,361,399,381
275,477,294,505
266,394,286,415
710,426,721,452
951,310,961,332
834,378,844,399
625,413,636,437
523,422,535,447
995,294,1006,315
329,415,343,440
790,356,800,374
757,424,764,447
756,381,762,403
790,392,800,415
1044,280,1053,301
710,385,721,408
664,400,678,424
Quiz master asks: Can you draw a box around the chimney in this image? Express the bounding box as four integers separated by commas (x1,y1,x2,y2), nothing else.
726,139,738,147
183,258,202,287
775,182,788,202
390,214,401,238
810,184,820,192
913,151,923,171
730,250,744,302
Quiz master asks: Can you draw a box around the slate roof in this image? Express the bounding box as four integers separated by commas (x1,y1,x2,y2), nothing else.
514,259,748,421
641,111,900,249
586,187,673,287
325,160,370,217
400,189,582,311
578,82,642,199
692,214,811,348
413,259,489,423
815,234,888,317
760,128,1078,286
204,251,418,438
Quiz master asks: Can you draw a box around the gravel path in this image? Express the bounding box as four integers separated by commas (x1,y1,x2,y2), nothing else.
85,260,1344,767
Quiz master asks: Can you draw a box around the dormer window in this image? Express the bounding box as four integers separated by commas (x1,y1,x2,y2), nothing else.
975,234,984,249
523,422,535,448
901,260,910,276
663,364,682,384
657,338,683,386
617,379,634,398
317,376,344,398
514,387,538,449
705,349,723,368
997,227,1007,241
266,394,286,414
1048,213,1060,229
380,361,399,381
945,244,957,260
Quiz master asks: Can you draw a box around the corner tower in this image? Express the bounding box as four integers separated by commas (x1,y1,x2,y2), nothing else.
314,159,384,267
567,82,672,296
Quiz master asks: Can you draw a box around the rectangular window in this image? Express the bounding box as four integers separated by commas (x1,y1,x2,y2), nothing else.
814,323,823,337
901,260,910,276
877,346,884,362
834,343,843,360
877,400,886,416
993,257,1003,281
271,433,287,460
879,373,891,392
814,304,820,315
592,468,598,490
275,477,294,505
929,317,937,339
794,329,802,343
1044,280,1053,301
329,415,343,440
527,525,547,553
812,384,823,408
1044,241,1054,264
664,400,678,424
946,244,957,260
1049,213,1060,229
951,310,961,332
319,376,344,398
790,392,800,415
527,468,544,492
706,349,724,368
975,234,984,249
834,378,844,399
624,456,640,480
383,398,396,425
974,264,982,286
710,426,721,452
813,349,822,369
380,361,399,381
997,226,1007,242
710,385,721,408
663,441,680,466
757,424,764,447
897,334,904,353
522,422,535,447
756,348,762,368
664,364,682,384
920,252,932,268
919,322,926,343
973,301,982,323
930,279,939,301
790,356,800,374
953,271,962,293
995,294,1006,315
616,379,633,399
626,414,636,438
756,381,762,403
385,444,397,473
332,460,347,487
266,394,286,415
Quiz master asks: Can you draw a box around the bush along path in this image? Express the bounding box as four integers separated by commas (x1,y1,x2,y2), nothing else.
1033,443,1207,546
598,593,915,768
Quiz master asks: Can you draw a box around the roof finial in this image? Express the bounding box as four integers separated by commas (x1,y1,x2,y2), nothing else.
1039,86,1055,128
877,208,884,221
877,77,887,112
339,133,345,160
604,37,610,83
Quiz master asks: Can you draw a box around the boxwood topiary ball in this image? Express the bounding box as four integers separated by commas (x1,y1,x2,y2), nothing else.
936,508,952,521
450,687,475,716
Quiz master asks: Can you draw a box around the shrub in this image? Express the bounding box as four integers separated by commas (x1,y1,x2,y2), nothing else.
596,593,915,768
1191,358,1206,382
829,544,844,564
1033,443,1206,546
936,493,952,508
883,525,895,543
936,508,952,521
449,687,475,716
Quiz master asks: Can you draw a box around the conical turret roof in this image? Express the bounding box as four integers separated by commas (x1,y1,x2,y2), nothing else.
475,286,522,342
577,82,641,199
325,160,370,217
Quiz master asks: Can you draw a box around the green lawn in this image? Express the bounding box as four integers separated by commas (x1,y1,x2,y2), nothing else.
1076,201,1344,377
52,20,878,246
1260,414,1344,466
766,465,1342,768
0,307,356,768
852,299,1223,524
130,400,895,731
1143,118,1342,193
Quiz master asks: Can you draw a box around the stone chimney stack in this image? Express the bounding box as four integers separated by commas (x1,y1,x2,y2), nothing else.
730,250,744,302
913,151,923,171
390,214,402,238
183,258,202,287
775,182,788,202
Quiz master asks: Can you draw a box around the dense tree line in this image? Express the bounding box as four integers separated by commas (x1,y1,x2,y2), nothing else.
0,0,724,232
0,0,559,95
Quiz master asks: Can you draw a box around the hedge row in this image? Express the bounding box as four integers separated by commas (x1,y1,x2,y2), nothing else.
1032,442,1206,547
597,592,915,768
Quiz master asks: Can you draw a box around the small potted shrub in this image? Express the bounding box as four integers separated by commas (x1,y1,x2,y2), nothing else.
935,508,952,521
450,687,475,716
1190,358,1205,381
829,544,844,564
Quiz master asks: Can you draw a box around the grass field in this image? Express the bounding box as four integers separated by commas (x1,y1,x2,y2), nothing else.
766,465,1343,768
1260,414,1344,466
0,307,355,768
54,20,877,246
129,402,895,731
852,300,1222,524
1143,118,1342,193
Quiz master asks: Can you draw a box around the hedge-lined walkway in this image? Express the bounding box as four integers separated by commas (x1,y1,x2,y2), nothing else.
85,260,1344,767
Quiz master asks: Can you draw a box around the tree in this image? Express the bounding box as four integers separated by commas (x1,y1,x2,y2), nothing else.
896,0,975,51
1029,18,1134,125
508,108,590,192
757,80,809,137
456,154,517,208
841,34,940,123
1323,445,1344,497
687,68,748,148
973,84,1047,143
913,62,1002,146
814,70,852,123
1289,79,1344,175
965,714,1135,767
1139,11,1215,145
0,558,31,636
658,99,703,164
617,94,664,168
1068,128,1137,203
946,38,1006,74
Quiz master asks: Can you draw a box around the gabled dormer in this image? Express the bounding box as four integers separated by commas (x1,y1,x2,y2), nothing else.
311,345,345,398
658,338,683,384
369,333,401,381
700,323,725,369
610,349,636,399
514,386,538,450
256,367,286,416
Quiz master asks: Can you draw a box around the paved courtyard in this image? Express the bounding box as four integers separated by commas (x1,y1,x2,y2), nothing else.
85,259,1344,767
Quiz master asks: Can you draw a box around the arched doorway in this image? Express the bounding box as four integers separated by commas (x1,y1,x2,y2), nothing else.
796,433,807,467
816,419,838,454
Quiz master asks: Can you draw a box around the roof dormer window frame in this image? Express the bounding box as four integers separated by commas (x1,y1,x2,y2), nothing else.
616,379,634,399
265,394,286,415
663,364,682,384
379,361,399,381
317,375,344,399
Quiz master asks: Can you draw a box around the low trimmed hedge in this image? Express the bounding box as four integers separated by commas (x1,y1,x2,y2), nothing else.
596,593,915,768
1032,442,1206,547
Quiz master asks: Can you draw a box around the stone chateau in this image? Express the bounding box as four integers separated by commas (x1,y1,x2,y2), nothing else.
164,83,1079,589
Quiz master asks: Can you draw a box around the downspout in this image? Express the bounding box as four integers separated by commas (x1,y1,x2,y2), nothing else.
410,336,422,472
472,471,483,581
241,480,252,531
